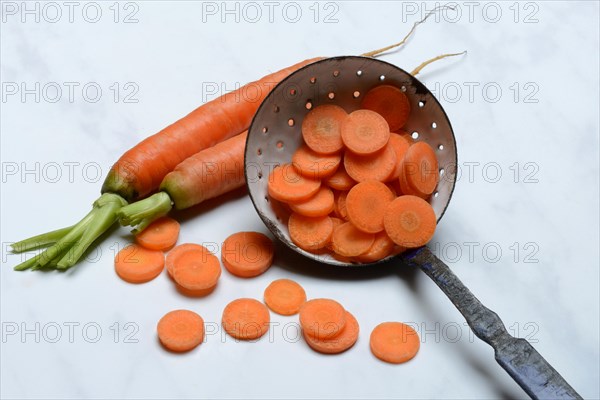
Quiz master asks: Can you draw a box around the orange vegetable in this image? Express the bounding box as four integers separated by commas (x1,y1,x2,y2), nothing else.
135,216,180,251
383,195,436,248
267,163,321,203
289,187,335,217
288,213,334,251
386,134,411,181
402,141,439,196
222,298,271,340
165,243,209,278
331,222,375,257
370,322,420,364
361,85,411,131
301,105,347,155
157,310,205,352
344,142,397,183
264,279,307,315
171,246,221,293
345,181,395,233
341,109,390,155
292,144,341,179
221,232,274,278
304,311,359,354
114,244,164,283
300,298,346,340
326,164,356,191
356,232,398,263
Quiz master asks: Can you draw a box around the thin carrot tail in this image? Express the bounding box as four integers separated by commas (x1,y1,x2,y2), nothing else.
410,51,467,76
362,4,456,58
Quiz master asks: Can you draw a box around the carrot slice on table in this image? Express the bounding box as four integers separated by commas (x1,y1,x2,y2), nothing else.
386,134,410,181
356,232,396,263
361,85,411,131
300,298,346,340
301,105,347,155
268,164,321,203
383,195,436,248
157,310,205,352
289,187,335,217
341,109,390,155
114,244,165,283
326,164,356,191
264,279,307,315
346,181,395,233
344,142,397,183
288,213,333,251
135,216,180,251
370,322,420,364
304,311,359,354
222,298,270,340
222,232,274,278
331,222,375,257
292,145,341,179
171,246,221,293
166,243,210,278
402,142,439,196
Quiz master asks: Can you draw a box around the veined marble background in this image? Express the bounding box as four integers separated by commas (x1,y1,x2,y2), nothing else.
1,1,598,399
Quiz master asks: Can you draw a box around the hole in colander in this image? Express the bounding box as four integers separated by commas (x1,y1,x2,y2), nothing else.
356,70,363,77
262,127,268,134
264,196,269,202
401,86,407,92
353,91,360,98
288,118,295,127
439,168,445,176
379,75,386,81
305,100,313,110
431,122,437,129
273,105,279,113
258,172,263,179
310,77,317,84
276,140,284,149
434,191,439,198
438,144,444,151
333,70,340,77
328,92,335,100
411,131,419,139
257,148,262,156
418,100,425,108
290,88,297,96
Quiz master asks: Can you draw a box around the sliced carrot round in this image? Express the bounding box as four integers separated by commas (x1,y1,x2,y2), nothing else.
344,142,397,183
288,213,333,251
399,161,428,199
356,231,396,263
370,322,420,364
403,142,439,196
346,181,395,233
301,104,347,154
335,191,349,220
114,244,165,283
386,134,410,181
172,247,221,292
166,243,209,278
268,163,321,203
264,279,307,315
383,195,436,248
222,298,270,340
135,216,180,251
300,298,346,340
157,310,204,352
331,222,375,257
326,217,344,251
222,231,274,278
304,311,359,354
289,186,335,217
326,164,356,191
361,85,411,131
292,145,341,179
341,109,390,155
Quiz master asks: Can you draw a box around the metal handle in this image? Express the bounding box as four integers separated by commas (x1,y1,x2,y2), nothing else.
402,247,581,400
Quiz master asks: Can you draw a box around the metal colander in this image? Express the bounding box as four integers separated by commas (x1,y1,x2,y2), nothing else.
245,56,457,266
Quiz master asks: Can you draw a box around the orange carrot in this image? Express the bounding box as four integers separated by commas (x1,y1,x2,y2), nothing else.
264,279,307,315
267,164,321,203
341,110,390,155
361,85,411,131
222,298,270,340
165,243,209,278
331,222,375,257
171,246,221,293
221,231,274,278
356,232,396,263
157,310,205,352
114,244,164,283
335,191,349,220
402,142,439,196
344,142,397,183
383,195,436,248
326,217,344,251
301,105,347,155
135,216,180,251
326,164,356,191
289,186,335,217
386,134,410,181
292,145,341,179
345,181,395,233
304,311,359,354
370,322,420,364
300,298,346,340
288,213,333,251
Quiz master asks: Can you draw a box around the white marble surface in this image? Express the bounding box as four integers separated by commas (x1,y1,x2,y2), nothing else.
1,1,599,399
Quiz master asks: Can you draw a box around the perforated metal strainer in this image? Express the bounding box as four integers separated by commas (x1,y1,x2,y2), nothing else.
244,56,580,399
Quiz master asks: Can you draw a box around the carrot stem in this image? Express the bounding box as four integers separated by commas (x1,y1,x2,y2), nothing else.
11,225,74,253
117,191,173,234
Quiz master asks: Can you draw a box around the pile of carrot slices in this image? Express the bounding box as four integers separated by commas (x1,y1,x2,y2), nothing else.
268,84,440,262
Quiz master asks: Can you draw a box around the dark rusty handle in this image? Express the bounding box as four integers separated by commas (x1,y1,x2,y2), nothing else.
403,247,581,400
